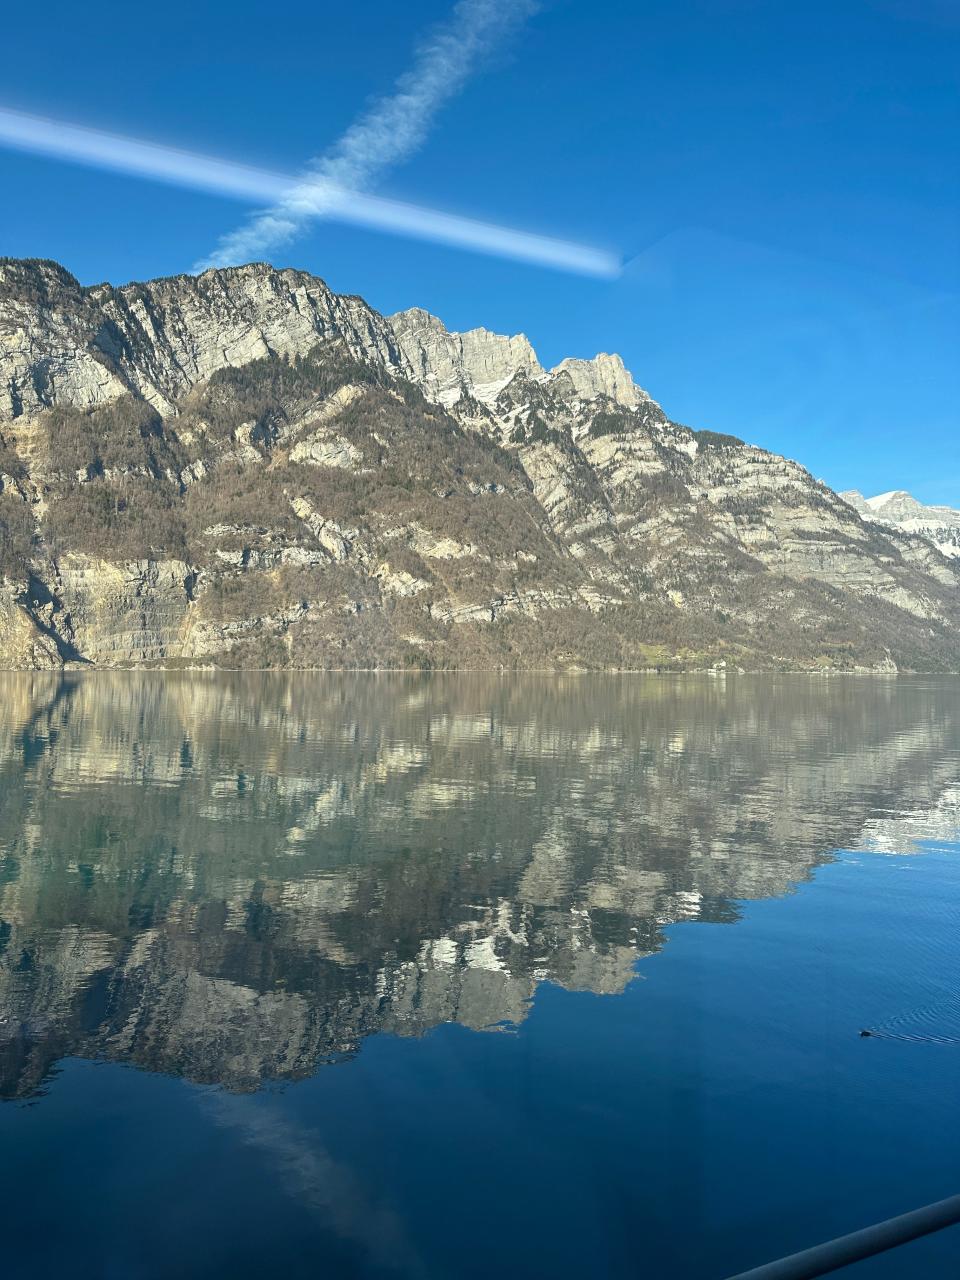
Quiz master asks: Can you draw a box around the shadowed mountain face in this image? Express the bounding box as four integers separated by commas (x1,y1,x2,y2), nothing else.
1,259,958,671
0,673,957,1099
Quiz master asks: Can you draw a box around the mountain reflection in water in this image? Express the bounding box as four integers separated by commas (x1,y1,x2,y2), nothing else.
0,672,958,1100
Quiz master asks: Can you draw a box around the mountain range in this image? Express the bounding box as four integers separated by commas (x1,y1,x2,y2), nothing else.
840,489,960,560
0,257,957,671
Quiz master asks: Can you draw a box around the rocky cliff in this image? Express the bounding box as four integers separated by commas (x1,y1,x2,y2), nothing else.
1,257,958,670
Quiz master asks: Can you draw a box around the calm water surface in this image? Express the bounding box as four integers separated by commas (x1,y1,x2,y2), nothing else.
0,673,958,1278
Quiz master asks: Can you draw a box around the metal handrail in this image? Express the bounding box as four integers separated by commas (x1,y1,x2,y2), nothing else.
725,1191,960,1279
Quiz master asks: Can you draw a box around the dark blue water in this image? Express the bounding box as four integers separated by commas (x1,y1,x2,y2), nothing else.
0,674,957,1278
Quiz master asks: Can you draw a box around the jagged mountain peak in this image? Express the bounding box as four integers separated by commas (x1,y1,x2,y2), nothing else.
550,352,649,410
389,303,540,366
867,489,911,506
0,256,648,422
841,490,871,513
388,305,650,412
388,305,542,407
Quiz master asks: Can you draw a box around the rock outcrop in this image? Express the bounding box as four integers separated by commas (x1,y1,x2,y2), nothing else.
1,256,958,671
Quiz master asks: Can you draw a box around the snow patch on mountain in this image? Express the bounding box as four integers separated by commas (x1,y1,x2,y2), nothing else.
842,489,960,559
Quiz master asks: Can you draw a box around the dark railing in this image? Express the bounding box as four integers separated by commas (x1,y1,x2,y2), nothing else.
725,1191,960,1279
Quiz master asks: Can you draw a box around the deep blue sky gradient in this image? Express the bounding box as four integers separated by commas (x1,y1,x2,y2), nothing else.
1,0,957,501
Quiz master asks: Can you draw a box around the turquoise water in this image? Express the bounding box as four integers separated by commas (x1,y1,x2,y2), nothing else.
0,674,958,1277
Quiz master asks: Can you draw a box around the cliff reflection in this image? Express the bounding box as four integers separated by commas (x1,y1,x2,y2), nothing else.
0,673,957,1099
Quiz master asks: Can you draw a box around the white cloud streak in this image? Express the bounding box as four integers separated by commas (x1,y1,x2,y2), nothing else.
0,104,618,278
205,1094,423,1273
201,0,542,269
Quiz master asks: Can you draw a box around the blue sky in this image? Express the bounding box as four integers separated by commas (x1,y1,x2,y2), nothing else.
1,0,957,502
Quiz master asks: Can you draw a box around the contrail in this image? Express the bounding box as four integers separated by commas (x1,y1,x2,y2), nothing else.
202,0,542,269
0,105,617,278
204,1094,425,1274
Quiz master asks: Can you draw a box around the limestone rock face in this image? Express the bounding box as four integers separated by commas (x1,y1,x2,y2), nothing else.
0,580,62,669
0,261,133,419
0,258,649,419
551,352,646,409
54,556,198,663
0,257,957,671
0,259,408,420
389,307,543,406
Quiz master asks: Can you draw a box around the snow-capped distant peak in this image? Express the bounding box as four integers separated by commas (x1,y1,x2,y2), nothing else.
841,488,960,559
865,491,906,509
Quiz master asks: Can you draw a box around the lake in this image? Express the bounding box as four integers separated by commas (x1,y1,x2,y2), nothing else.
0,673,958,1278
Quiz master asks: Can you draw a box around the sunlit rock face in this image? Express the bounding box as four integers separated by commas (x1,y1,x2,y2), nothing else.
0,672,957,1098
1,257,958,671
551,353,645,409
